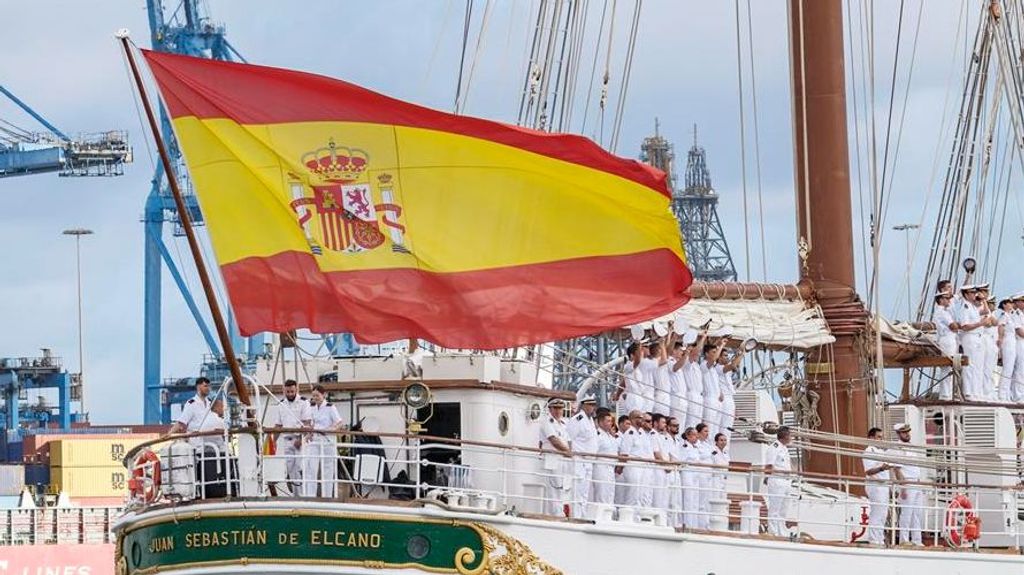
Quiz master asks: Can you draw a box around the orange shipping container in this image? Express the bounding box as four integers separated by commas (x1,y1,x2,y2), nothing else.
51,466,129,497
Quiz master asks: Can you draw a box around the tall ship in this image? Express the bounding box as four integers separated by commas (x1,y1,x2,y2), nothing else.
4,1,1024,575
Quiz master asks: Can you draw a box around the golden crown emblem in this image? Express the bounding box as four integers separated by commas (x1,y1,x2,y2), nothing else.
301,138,370,182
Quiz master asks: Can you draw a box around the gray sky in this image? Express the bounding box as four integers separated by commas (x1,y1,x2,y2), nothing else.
0,1,1018,423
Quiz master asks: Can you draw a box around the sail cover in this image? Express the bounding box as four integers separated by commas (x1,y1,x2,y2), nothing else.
142,51,691,349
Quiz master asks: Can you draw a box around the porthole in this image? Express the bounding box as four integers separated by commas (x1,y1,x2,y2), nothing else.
498,412,510,436
528,403,542,420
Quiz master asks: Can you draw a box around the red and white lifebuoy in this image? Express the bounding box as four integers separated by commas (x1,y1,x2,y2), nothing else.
129,449,161,504
944,494,981,547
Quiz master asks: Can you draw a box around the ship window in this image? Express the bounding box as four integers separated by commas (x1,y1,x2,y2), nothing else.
498,412,510,436
407,534,431,560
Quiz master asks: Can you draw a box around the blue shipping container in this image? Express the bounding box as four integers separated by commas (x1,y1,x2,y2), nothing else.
5,440,22,463
23,463,49,488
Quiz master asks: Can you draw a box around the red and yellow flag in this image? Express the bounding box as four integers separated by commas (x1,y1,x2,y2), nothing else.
142,51,690,349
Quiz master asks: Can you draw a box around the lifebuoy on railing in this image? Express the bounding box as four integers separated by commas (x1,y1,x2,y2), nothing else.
944,494,981,547
129,449,162,503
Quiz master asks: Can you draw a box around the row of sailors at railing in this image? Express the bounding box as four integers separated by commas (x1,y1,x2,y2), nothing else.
613,333,745,442
540,395,794,534
168,378,344,497
932,281,1024,402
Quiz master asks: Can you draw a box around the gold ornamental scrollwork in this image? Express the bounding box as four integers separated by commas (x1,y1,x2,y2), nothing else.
467,523,563,575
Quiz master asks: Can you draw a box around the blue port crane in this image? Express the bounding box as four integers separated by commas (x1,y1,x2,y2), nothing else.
0,85,132,178
142,0,263,424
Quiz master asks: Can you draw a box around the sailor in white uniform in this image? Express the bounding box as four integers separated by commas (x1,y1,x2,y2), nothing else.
566,396,598,517
764,426,794,537
616,343,647,414
955,286,985,401
888,423,924,546
168,377,213,448
638,344,661,413
302,384,344,498
592,409,620,507
649,413,673,516
700,341,726,438
666,417,684,527
668,343,689,424
679,426,701,528
694,423,715,529
717,346,747,436
978,286,999,400
997,299,1018,403
932,292,959,401
273,379,312,495
711,432,730,502
538,398,573,516
862,427,892,545
618,410,654,512
1013,295,1024,402
650,340,672,414
684,330,708,429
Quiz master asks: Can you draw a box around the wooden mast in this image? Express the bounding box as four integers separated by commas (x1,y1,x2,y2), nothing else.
788,0,869,476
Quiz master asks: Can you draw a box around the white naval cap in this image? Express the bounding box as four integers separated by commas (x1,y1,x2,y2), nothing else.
892,423,911,433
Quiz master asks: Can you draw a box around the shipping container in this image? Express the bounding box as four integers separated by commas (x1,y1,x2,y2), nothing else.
49,435,158,467
71,495,126,508
24,462,51,489
6,439,23,462
51,466,130,497
23,432,157,463
0,463,26,495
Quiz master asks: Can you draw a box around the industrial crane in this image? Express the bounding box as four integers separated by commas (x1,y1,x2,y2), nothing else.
0,84,131,178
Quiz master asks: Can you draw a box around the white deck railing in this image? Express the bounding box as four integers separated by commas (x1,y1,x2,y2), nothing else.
123,429,1024,551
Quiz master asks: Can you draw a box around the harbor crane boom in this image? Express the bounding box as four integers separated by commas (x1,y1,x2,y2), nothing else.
0,84,132,178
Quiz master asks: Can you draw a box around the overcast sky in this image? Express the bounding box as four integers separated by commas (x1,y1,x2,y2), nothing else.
1,1,1018,423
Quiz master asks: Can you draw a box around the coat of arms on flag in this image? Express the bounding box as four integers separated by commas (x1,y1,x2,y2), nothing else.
288,138,407,256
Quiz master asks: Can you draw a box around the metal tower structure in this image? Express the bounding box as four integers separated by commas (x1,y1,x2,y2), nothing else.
143,1,266,424
647,126,737,282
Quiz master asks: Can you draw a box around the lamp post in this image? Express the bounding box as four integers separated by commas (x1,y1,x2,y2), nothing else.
892,224,920,319
63,228,93,417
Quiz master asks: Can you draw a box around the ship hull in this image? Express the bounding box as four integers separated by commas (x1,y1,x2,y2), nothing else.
113,499,1023,575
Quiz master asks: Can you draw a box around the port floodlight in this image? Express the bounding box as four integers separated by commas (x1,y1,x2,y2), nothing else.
401,382,431,410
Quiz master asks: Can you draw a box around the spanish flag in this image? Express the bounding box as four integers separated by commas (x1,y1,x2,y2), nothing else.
143,51,690,349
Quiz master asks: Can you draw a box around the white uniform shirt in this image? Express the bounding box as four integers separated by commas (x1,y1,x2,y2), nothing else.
998,311,1017,350
685,361,703,400
595,428,619,458
540,415,569,452
669,359,688,410
309,401,342,442
198,411,227,449
696,439,714,468
957,301,981,337
623,360,643,403
887,444,922,482
862,445,889,481
719,369,736,399
618,428,654,459
566,411,598,455
653,431,673,462
768,440,792,474
174,394,211,433
933,305,957,344
700,363,722,403
711,447,729,468
274,396,312,431
1016,310,1024,344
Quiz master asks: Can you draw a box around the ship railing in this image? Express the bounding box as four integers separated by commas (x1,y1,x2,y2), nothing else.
123,429,1024,551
